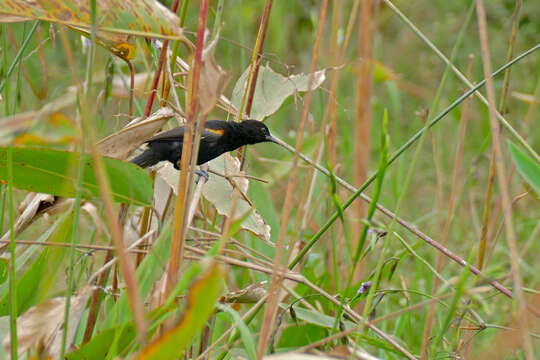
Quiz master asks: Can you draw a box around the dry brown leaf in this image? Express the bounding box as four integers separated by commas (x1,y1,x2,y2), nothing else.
157,154,272,244
0,193,54,250
155,155,271,243
97,107,176,159
0,0,182,39
221,281,267,304
204,155,271,243
198,34,231,116
3,285,93,358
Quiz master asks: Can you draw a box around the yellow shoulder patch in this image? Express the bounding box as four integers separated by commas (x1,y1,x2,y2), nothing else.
206,128,224,136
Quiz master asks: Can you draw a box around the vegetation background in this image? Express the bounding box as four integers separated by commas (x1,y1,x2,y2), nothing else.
0,0,539,359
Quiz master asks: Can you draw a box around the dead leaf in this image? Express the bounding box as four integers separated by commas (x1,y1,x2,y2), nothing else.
157,154,272,244
0,0,182,39
203,155,271,244
0,193,54,250
97,107,176,159
198,34,231,116
3,285,93,359
232,64,326,120
220,281,267,304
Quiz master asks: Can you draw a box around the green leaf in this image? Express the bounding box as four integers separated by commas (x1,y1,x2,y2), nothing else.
0,259,8,285
216,304,257,360
66,324,136,360
137,265,224,359
0,211,72,316
0,147,153,205
508,141,540,195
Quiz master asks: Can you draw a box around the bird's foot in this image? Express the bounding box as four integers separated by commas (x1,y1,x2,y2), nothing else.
195,169,209,184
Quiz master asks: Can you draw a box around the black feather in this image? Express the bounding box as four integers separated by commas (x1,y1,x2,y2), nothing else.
130,149,163,168
130,120,278,169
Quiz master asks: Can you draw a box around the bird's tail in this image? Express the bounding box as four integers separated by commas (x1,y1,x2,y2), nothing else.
130,149,161,168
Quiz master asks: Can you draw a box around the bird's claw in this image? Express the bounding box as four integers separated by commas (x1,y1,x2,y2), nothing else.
195,169,209,184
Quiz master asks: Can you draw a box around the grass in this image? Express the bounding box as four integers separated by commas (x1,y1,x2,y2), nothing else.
0,0,539,359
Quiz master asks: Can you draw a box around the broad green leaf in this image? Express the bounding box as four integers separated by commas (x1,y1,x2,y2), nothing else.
508,140,540,195
66,324,136,360
0,147,153,206
0,212,72,316
137,265,224,359
216,304,257,360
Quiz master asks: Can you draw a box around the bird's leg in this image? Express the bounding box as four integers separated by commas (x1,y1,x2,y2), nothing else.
195,169,209,184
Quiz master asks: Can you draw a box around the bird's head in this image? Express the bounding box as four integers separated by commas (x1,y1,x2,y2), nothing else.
240,120,279,145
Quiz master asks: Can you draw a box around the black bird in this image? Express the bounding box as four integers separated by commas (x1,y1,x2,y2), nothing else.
130,120,279,178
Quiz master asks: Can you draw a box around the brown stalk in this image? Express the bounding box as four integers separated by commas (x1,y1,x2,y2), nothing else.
483,76,538,266
58,26,147,341
325,0,362,286
89,144,148,340
197,296,268,359
137,172,155,266
142,0,182,117
478,0,521,270
82,250,113,343
288,0,363,284
420,55,474,360
327,0,341,167
166,0,209,298
238,0,273,170
276,137,540,313
193,255,415,358
352,0,375,282
244,0,273,117
476,1,533,358
124,59,135,118
256,1,328,358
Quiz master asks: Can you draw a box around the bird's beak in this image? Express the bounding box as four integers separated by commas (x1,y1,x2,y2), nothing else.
266,135,280,145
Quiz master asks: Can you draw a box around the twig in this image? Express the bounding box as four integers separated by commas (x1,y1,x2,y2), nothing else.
257,1,329,357
476,1,533,358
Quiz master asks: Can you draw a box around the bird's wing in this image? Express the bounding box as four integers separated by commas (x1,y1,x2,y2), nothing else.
147,123,223,143
147,125,186,142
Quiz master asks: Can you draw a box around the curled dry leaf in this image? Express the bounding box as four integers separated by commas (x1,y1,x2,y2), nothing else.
0,193,54,250
97,107,176,160
198,34,231,116
220,281,267,304
3,285,93,359
232,64,326,121
82,202,105,240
